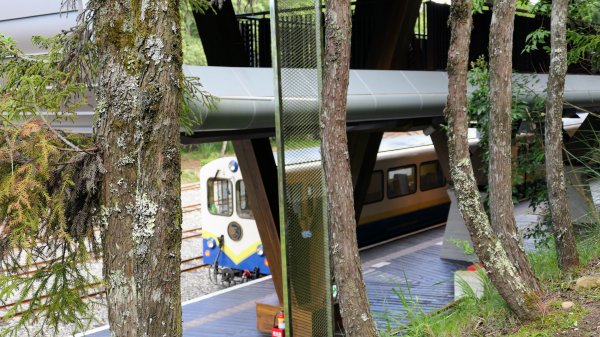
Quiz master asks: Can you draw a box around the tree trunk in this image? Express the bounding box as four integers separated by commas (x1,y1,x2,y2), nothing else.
488,0,541,293
220,141,228,157
545,0,580,270
445,0,540,321
94,0,183,336
321,0,378,335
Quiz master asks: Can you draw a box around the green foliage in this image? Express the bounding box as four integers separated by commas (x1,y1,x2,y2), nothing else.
467,57,548,208
528,220,600,289
0,247,99,336
472,0,486,14
234,0,270,14
180,0,210,65
0,34,87,125
379,268,512,337
525,0,600,73
181,141,235,165
379,234,600,336
449,239,476,257
0,122,101,335
523,28,550,54
0,29,101,335
0,0,217,333
181,77,218,134
507,303,587,337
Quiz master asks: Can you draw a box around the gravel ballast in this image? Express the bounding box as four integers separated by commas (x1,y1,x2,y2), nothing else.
1,187,226,336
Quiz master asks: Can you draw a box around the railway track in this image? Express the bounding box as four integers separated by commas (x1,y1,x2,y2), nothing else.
181,182,201,191
182,203,202,213
1,226,203,277
0,184,206,319
0,256,209,318
0,200,201,275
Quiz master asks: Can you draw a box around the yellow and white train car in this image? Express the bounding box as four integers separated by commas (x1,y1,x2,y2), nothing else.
200,132,478,280
357,139,449,246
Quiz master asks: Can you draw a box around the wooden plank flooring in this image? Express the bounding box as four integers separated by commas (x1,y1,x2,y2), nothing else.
83,226,467,337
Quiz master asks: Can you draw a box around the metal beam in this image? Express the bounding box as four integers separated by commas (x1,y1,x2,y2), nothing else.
193,1,249,67
565,112,600,161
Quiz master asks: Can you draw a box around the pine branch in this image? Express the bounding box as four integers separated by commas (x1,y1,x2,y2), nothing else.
39,117,84,153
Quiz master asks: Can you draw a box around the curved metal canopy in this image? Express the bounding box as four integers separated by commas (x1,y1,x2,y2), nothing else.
185,66,600,134
3,4,600,140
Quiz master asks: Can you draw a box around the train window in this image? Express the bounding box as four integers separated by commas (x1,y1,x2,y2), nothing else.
207,178,233,216
387,165,416,198
420,160,446,191
236,180,254,219
364,171,383,204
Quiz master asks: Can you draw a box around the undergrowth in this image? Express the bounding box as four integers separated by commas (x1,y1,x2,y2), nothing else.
379,220,600,337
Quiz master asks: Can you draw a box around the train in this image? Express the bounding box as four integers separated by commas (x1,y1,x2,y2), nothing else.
200,131,480,286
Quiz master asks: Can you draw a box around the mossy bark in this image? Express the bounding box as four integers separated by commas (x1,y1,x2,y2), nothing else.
94,0,183,336
488,0,542,294
545,0,580,270
321,0,378,336
445,0,540,321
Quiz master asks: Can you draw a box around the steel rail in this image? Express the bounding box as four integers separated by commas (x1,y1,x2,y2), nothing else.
0,256,209,319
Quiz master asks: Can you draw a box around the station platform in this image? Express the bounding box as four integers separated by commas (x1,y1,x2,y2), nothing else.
82,225,468,336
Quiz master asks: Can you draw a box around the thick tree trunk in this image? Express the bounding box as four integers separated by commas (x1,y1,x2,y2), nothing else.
321,0,378,336
445,0,540,321
545,0,580,270
94,0,183,336
488,0,541,293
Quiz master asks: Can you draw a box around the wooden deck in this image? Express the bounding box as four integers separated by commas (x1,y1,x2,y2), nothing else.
82,225,469,336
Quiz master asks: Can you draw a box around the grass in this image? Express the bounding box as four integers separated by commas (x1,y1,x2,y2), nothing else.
508,303,588,337
381,268,514,337
179,142,236,184
380,220,600,337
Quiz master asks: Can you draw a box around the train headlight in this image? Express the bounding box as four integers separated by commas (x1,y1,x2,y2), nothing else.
207,238,216,249
228,160,239,173
256,244,264,256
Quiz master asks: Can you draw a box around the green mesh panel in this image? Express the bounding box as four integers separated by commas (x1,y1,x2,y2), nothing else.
270,1,333,336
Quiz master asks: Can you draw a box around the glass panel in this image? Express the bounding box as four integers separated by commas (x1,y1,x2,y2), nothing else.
420,160,446,191
387,165,417,198
236,180,254,219
364,171,384,204
207,178,233,216
273,0,333,333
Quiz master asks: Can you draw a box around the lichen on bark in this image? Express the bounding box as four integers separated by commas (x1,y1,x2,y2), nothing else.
321,0,379,336
544,0,580,271
444,0,541,321
93,0,184,335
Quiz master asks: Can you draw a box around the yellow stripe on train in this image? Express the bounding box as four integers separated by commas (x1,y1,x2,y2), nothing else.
203,230,262,265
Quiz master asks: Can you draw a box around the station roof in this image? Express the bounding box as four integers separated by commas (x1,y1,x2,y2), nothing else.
2,4,600,141
186,66,600,138
29,66,600,141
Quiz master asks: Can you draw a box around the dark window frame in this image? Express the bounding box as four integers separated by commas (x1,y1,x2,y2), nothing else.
235,180,254,219
419,160,447,191
386,164,417,199
364,170,384,205
207,177,234,217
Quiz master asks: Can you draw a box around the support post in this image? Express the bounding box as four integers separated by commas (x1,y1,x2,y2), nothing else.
348,132,383,221
232,139,283,303
430,128,452,184
565,113,600,160
193,1,248,67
